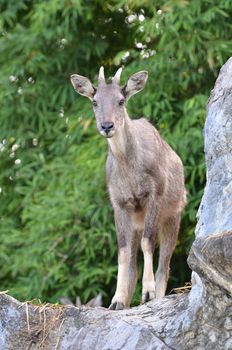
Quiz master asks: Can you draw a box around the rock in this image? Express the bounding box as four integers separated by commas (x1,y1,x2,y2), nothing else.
1,57,232,349
196,57,232,238
188,231,232,295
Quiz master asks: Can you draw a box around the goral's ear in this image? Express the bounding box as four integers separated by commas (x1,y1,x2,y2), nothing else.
123,71,148,100
70,74,95,99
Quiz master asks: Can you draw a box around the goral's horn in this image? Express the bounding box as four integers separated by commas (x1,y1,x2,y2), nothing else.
98,66,105,84
112,67,123,84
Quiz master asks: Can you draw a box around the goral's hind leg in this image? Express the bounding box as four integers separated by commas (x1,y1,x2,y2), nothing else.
128,231,140,303
141,199,159,303
155,214,181,298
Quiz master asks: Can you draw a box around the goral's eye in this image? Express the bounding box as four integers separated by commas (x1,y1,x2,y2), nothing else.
92,100,98,107
119,99,125,106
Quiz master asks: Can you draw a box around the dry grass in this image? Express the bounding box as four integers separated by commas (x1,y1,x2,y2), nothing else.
170,282,192,294
17,299,66,349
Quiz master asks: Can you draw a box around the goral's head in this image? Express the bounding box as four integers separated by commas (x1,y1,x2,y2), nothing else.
71,67,148,138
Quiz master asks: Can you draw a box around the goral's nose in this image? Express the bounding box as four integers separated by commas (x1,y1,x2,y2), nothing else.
101,122,114,133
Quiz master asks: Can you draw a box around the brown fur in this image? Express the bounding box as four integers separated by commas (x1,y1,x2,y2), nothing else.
71,68,186,310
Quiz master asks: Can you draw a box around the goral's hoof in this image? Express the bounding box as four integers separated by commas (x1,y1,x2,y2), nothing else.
142,290,156,304
108,302,125,310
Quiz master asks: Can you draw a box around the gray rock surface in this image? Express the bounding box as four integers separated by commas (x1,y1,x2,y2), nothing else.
1,57,232,350
196,57,232,237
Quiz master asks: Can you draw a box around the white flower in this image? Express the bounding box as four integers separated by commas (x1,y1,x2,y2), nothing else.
12,144,19,152
9,75,17,82
33,138,38,146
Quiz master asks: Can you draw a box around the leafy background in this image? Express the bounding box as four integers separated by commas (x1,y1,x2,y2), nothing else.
0,0,231,305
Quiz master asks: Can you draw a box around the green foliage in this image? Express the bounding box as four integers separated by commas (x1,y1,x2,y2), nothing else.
0,0,231,305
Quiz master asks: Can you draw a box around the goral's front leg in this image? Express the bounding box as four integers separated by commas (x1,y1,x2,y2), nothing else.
109,247,129,310
109,206,133,310
141,236,156,303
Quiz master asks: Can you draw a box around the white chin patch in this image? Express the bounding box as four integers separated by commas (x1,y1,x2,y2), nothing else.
100,130,115,138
